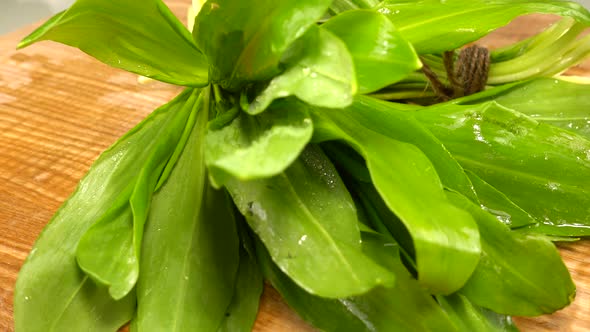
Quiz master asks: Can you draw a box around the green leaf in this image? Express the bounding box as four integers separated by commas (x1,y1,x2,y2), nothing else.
414,101,590,236
194,0,332,90
376,0,590,54
447,192,575,316
467,170,537,229
14,89,193,332
217,231,264,332
133,102,240,331
438,294,519,332
459,78,590,139
257,232,459,332
226,145,393,298
205,98,313,187
311,98,481,294
322,10,421,94
18,0,208,86
75,90,200,300
248,26,356,115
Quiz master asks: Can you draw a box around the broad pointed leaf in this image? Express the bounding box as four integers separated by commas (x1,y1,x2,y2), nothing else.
257,232,459,332
217,231,263,332
438,294,519,332
194,0,332,90
376,0,590,54
414,101,590,236
133,95,240,331
311,98,480,294
248,26,356,115
19,0,209,86
75,90,201,300
448,192,575,316
226,145,394,298
458,78,590,139
205,98,313,187
323,10,421,93
467,170,537,229
14,89,193,332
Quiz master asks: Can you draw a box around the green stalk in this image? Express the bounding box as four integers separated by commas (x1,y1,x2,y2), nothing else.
538,34,590,77
488,20,585,84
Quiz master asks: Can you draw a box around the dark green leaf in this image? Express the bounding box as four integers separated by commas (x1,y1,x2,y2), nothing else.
76,90,200,300
226,145,393,298
376,0,590,54
414,101,590,236
19,0,208,86
205,98,313,187
438,294,519,332
447,192,575,316
248,26,356,115
311,98,480,294
14,89,192,332
323,10,421,93
217,232,264,332
194,0,332,90
133,97,240,331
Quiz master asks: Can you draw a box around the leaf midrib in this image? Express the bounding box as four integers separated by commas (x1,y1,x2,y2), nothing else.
279,173,363,288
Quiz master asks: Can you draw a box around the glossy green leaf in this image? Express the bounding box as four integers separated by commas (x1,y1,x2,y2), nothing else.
447,192,575,316
459,78,590,139
376,0,590,54
133,96,240,331
322,10,421,94
226,145,393,298
217,231,263,332
258,232,459,332
467,171,537,229
194,0,332,90
14,90,194,332
248,26,356,115
414,101,590,236
76,90,200,300
438,294,519,332
19,0,208,86
205,98,313,187
311,98,480,294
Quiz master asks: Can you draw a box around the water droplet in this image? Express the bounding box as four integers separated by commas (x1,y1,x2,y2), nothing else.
302,67,311,76
298,235,308,245
547,182,561,191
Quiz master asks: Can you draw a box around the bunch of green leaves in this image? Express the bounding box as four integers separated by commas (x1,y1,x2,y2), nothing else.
14,0,590,331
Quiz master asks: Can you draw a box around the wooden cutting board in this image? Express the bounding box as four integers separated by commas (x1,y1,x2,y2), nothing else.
0,1,588,331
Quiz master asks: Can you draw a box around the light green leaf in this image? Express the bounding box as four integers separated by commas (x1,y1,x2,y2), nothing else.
258,232,459,332
226,145,393,298
414,101,590,236
205,98,313,187
458,78,590,139
19,0,208,86
75,90,201,300
323,10,421,94
14,90,193,332
467,170,537,229
194,0,332,90
133,102,240,331
248,26,356,115
312,98,481,294
376,0,590,54
447,192,575,316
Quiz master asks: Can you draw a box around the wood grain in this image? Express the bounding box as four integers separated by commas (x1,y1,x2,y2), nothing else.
0,2,588,331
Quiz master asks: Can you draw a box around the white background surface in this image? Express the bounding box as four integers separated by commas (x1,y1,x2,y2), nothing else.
1,0,590,34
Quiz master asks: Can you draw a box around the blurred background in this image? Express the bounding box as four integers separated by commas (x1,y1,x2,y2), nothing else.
1,0,590,34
